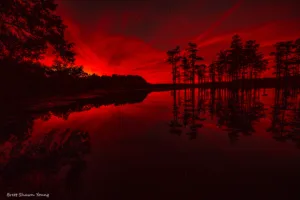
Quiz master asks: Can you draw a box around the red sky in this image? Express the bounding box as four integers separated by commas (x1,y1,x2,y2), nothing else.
50,0,300,83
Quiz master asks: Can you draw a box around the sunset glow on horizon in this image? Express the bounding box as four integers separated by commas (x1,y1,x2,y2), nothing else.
50,0,300,83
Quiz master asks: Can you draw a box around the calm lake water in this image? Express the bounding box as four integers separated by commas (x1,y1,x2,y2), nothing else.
1,88,300,200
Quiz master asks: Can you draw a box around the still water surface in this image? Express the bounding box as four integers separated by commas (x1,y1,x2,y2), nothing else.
1,88,300,199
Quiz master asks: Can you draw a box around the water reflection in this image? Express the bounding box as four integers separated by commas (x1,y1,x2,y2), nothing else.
169,87,300,147
0,91,148,199
267,88,300,147
1,88,300,199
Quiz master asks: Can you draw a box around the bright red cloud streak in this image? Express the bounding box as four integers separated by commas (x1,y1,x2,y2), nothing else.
41,0,300,83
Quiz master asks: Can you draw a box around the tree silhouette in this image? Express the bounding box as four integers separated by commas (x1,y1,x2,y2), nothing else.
167,35,300,89
166,46,181,85
270,43,284,78
209,62,217,84
0,0,75,64
196,64,206,84
270,41,294,79
287,39,300,77
186,42,203,84
214,35,268,84
180,56,190,84
295,38,300,76
227,34,244,81
215,50,229,82
253,52,268,79
281,41,295,79
244,40,259,80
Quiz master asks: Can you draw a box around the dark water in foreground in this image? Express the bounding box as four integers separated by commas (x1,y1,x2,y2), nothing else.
1,88,300,200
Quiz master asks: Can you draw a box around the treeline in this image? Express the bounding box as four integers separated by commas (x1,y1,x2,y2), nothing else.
0,58,148,99
167,35,300,84
0,0,148,99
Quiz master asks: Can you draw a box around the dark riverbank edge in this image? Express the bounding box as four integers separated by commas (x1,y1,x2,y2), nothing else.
2,77,299,114
148,77,300,91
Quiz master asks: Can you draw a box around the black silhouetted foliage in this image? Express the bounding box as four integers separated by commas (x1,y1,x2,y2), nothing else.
0,0,149,101
164,34,300,86
0,0,75,64
166,46,181,85
270,39,300,79
0,59,148,100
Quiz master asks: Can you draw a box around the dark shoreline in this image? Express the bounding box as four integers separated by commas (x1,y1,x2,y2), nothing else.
1,76,299,114
148,77,300,91
0,76,299,147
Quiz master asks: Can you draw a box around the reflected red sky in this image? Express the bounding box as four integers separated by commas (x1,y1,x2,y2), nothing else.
24,89,299,157
42,0,300,83
2,88,300,199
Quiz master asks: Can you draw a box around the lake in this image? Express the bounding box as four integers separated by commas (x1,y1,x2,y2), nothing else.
1,88,300,200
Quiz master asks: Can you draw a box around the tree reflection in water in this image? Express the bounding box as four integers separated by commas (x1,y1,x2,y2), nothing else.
1,87,300,199
267,88,300,148
0,92,148,199
169,87,300,147
169,89,182,136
